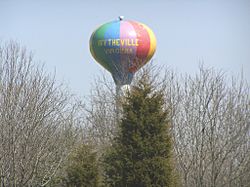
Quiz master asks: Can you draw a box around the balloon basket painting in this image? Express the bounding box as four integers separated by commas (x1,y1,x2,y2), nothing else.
89,16,157,90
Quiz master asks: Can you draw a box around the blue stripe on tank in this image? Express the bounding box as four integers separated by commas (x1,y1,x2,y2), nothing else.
103,20,123,84
104,20,120,64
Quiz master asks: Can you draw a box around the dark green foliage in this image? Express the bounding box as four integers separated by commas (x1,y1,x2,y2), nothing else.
103,75,177,187
63,144,100,187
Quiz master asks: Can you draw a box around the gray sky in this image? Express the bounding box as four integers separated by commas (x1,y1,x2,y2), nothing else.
0,0,249,95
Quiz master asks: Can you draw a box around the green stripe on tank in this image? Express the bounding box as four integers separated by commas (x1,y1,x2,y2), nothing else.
91,22,113,72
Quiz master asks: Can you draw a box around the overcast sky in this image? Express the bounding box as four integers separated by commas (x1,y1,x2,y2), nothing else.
0,0,249,95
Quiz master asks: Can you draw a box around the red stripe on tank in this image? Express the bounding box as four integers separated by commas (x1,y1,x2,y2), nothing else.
129,21,150,60
128,21,150,73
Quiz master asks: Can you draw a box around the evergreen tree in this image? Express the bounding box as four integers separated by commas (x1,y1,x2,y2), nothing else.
104,74,177,187
62,144,100,187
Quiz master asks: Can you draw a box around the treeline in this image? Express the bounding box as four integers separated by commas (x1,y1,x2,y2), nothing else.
0,42,249,187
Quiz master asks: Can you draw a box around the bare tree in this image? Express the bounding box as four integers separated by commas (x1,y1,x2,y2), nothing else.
167,66,250,187
82,74,117,150
0,42,83,186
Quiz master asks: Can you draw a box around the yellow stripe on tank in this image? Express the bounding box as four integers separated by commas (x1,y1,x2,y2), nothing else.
142,23,157,63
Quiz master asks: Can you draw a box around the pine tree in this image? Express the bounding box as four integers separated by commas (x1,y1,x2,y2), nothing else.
62,144,100,187
103,74,177,187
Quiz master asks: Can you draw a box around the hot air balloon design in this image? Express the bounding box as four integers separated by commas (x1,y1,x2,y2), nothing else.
89,17,156,86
